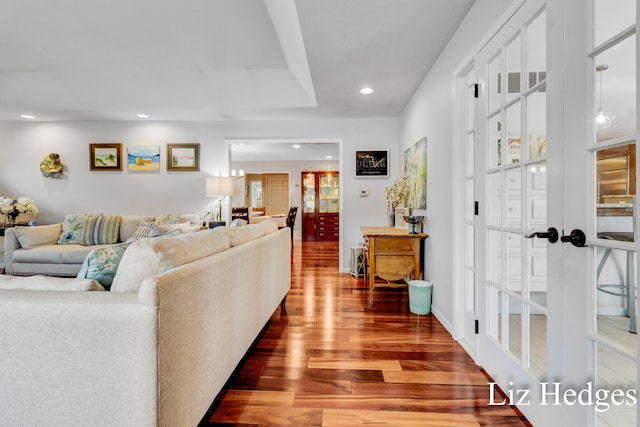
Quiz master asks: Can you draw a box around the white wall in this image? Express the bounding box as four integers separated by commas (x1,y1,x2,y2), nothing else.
398,0,516,325
0,118,398,269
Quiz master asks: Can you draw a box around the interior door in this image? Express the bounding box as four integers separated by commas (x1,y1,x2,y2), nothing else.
468,1,639,426
264,174,289,215
475,2,558,425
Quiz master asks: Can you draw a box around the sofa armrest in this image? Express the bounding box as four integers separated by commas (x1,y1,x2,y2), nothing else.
3,228,21,275
0,290,160,426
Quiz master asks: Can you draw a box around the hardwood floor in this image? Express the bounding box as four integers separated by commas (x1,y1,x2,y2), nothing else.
201,240,532,426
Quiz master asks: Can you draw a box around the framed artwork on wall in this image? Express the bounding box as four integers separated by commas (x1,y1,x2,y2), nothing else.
167,143,200,171
89,143,122,171
355,150,388,177
404,137,427,209
128,145,160,171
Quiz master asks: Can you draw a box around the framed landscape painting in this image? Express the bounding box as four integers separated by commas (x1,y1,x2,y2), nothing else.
90,143,122,171
404,137,427,209
128,145,160,171
167,143,200,171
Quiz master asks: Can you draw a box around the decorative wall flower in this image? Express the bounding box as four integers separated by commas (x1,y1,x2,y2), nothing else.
0,196,38,226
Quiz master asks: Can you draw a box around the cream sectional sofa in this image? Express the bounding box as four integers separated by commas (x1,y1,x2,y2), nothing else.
0,221,291,427
3,214,200,277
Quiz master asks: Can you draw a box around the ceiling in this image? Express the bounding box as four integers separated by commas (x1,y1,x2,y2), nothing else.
0,0,475,123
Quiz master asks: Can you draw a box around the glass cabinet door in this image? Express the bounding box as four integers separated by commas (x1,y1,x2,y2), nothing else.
302,173,316,213
319,172,339,213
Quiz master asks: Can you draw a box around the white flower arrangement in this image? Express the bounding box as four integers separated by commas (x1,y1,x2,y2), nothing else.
384,176,409,208
0,196,38,225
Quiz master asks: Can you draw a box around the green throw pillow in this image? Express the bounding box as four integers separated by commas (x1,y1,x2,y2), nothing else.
57,214,90,244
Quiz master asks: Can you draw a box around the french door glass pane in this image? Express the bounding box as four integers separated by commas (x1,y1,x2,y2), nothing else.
595,145,635,239
528,237,548,306
489,287,503,343
506,102,522,164
595,247,637,351
506,232,522,295
595,343,637,427
527,163,547,229
526,11,546,89
594,36,636,143
506,168,521,227
489,114,502,168
489,54,502,113
508,297,523,362
489,230,503,284
529,312,547,379
506,34,522,103
488,172,502,226
527,84,547,160
594,0,635,47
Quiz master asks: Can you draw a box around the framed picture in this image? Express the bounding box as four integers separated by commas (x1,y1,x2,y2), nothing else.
395,207,409,228
355,150,388,177
167,143,200,171
404,137,427,209
128,145,160,171
90,143,122,171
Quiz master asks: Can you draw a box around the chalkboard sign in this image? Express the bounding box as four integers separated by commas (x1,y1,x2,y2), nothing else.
355,150,388,177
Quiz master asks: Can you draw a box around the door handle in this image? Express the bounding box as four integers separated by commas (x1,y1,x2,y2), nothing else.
525,227,559,243
560,229,588,247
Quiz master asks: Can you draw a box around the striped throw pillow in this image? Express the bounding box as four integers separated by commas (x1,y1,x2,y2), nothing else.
81,215,122,245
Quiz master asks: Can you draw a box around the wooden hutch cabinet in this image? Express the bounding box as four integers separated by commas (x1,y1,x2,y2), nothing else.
301,171,339,241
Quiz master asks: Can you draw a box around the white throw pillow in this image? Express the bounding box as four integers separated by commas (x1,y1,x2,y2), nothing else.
14,224,63,249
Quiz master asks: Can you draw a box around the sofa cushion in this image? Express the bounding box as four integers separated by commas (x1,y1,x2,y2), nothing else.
57,214,91,244
13,244,105,264
111,227,230,293
77,242,133,289
81,215,122,246
0,275,105,291
156,222,190,233
14,224,62,249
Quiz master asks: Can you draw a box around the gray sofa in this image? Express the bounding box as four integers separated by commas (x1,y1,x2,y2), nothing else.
0,221,291,426
3,214,200,277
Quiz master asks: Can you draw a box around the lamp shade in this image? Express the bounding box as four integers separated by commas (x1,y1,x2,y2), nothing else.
206,176,234,197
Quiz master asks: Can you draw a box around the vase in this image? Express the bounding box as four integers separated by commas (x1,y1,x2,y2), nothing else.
6,211,19,226
387,206,395,227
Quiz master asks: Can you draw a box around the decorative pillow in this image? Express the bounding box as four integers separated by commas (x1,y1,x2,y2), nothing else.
81,215,122,246
57,214,91,244
128,221,160,241
14,224,62,249
77,241,132,289
155,213,181,225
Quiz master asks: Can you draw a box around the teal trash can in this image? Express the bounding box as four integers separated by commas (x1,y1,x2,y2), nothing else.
408,280,432,314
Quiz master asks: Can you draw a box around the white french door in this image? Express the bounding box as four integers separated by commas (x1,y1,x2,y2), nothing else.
457,0,639,426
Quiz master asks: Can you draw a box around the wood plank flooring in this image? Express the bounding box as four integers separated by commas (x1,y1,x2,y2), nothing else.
201,240,532,426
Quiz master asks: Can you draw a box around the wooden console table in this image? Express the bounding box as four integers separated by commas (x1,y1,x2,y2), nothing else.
360,226,428,304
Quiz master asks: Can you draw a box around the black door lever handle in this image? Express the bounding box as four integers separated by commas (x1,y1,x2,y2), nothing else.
560,229,588,247
525,227,559,243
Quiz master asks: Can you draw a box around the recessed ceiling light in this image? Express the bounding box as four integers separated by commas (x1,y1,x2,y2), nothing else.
20,114,35,119
360,87,374,95
293,144,301,148
136,113,149,119
326,155,333,159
